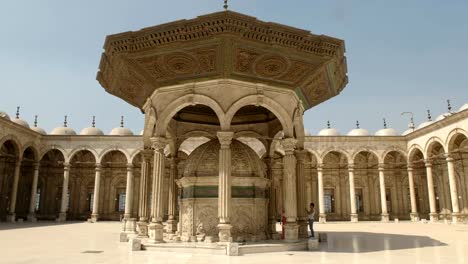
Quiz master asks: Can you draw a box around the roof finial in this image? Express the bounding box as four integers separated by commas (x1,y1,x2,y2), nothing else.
426,110,432,121
401,112,415,130
383,118,387,129
327,120,331,129
223,0,228,10
356,120,360,129
447,99,452,113
16,106,20,119
92,116,96,128
34,115,38,127
120,116,124,128
64,115,68,127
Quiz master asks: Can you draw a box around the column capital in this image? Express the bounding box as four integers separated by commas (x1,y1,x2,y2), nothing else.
317,163,324,171
407,166,413,172
378,163,385,171
150,137,167,152
127,163,134,171
141,149,153,161
15,160,22,167
217,131,234,147
63,162,70,170
348,163,355,171
445,153,454,162
33,162,41,169
281,138,297,154
95,163,102,171
294,149,307,161
424,159,433,167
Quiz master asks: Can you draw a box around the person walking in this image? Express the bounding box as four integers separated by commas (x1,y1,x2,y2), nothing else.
306,203,315,238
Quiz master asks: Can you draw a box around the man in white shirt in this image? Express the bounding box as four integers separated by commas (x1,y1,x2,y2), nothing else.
306,203,315,238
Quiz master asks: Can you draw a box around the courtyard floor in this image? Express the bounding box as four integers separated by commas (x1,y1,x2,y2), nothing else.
0,221,467,264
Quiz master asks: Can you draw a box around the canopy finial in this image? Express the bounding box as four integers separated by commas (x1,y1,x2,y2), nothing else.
223,0,228,10
327,120,331,129
120,116,124,128
92,116,96,128
383,118,387,129
64,115,68,127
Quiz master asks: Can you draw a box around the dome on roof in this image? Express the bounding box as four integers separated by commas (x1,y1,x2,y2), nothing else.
51,127,77,135
417,120,433,129
0,111,10,120
375,128,399,136
436,113,452,121
80,127,104,136
402,128,415,136
12,118,30,128
347,128,369,136
318,128,340,136
110,127,134,136
31,126,46,135
459,103,468,112
183,139,263,178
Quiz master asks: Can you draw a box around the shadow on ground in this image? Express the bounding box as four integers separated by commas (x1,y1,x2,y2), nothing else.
321,231,447,253
0,221,85,231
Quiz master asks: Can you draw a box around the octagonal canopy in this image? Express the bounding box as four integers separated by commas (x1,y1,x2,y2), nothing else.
97,11,348,110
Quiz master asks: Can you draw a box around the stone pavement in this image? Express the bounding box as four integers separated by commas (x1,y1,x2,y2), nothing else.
0,221,467,264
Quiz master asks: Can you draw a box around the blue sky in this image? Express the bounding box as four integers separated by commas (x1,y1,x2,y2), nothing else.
1,0,467,135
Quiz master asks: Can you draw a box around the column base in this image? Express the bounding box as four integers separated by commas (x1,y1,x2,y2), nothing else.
27,213,37,222
451,213,460,224
218,223,233,242
284,223,299,242
429,213,439,222
298,220,309,238
350,213,358,223
148,222,165,243
122,218,137,233
89,214,99,223
381,213,389,222
268,219,277,236
56,212,66,222
410,212,420,222
6,214,16,223
136,221,149,237
166,219,178,234
319,214,326,223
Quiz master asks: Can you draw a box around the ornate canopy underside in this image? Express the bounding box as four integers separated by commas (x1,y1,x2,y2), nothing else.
97,11,348,110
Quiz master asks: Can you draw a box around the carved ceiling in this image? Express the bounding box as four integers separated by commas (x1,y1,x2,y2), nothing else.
97,11,348,110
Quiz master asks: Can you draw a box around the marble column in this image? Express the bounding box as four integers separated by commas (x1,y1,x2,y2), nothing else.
148,137,167,244
348,164,358,222
317,163,326,223
137,149,152,237
425,160,438,222
166,157,178,233
446,154,460,223
57,163,70,222
122,163,136,234
295,149,308,238
407,166,419,221
265,157,278,238
378,164,389,222
282,138,298,242
217,131,234,242
6,160,21,222
27,162,40,222
90,164,101,222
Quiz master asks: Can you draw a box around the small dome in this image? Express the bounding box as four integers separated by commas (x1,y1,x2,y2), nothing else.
12,118,30,128
31,126,47,135
402,128,415,136
110,127,134,136
417,121,433,129
347,128,369,136
51,127,77,135
459,103,468,112
435,113,451,121
80,127,104,136
0,111,10,120
375,128,399,136
318,128,341,136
